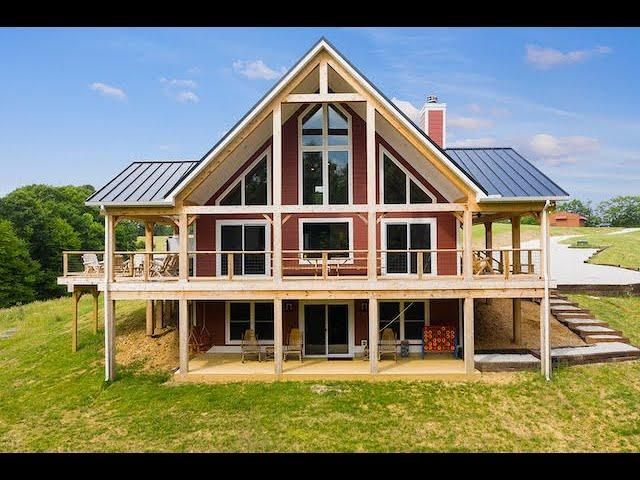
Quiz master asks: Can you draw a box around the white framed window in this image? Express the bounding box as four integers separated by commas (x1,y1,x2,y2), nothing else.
379,147,436,205
298,103,352,205
298,217,354,264
379,301,429,343
225,301,274,344
380,218,438,275
216,149,271,206
216,219,271,277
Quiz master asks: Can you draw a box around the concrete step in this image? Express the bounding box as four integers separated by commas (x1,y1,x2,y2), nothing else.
554,311,595,320
584,335,629,344
550,300,579,307
551,305,590,313
571,325,622,336
552,342,640,366
559,317,608,327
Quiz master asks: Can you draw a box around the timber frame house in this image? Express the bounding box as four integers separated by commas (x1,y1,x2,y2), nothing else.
58,38,569,381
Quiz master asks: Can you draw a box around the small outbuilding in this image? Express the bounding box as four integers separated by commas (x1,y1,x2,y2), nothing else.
549,212,587,227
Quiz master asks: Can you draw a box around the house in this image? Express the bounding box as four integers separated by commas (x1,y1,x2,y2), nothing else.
58,38,569,382
549,212,586,227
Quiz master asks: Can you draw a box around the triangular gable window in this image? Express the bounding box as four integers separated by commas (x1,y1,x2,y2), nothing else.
217,151,271,206
380,148,436,205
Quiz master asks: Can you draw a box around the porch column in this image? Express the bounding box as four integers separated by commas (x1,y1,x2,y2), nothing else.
368,298,379,374
272,104,283,280
512,298,522,344
179,298,189,375
92,290,99,334
104,214,116,381
71,290,79,352
463,209,473,280
366,102,377,280
146,301,154,336
178,213,188,281
274,299,283,376
154,300,164,332
485,221,493,257
512,215,521,274
539,207,551,380
463,297,475,374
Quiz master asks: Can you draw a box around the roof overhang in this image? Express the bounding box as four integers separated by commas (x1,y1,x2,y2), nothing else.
478,195,571,203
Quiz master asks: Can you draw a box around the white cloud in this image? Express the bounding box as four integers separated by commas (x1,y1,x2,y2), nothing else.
449,137,499,148
89,82,126,100
160,77,197,89
527,133,599,166
490,106,510,117
232,60,286,80
175,91,199,103
448,115,492,130
525,44,613,70
187,66,202,75
391,97,420,123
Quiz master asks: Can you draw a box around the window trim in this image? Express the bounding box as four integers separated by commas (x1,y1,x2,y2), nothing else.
378,146,437,205
215,148,272,206
215,219,271,277
297,103,353,206
298,217,354,265
379,300,430,344
380,217,438,276
225,301,274,345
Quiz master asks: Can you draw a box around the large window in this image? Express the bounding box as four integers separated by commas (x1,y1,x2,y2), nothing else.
226,301,274,343
217,152,270,206
300,219,352,260
380,149,435,205
300,104,351,205
379,301,427,342
216,221,270,276
381,219,437,275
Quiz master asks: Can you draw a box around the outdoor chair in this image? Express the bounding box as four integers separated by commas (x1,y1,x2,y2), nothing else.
473,252,493,275
283,328,303,362
150,253,179,277
378,328,398,361
81,253,103,275
241,329,261,363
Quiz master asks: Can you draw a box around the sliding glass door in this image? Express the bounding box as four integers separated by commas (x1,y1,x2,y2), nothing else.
303,303,350,357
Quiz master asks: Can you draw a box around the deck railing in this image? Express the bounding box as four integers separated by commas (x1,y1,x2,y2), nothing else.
377,249,464,278
473,248,541,278
189,251,274,280
281,250,368,279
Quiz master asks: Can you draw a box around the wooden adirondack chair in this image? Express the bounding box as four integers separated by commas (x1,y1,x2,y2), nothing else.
378,328,398,361
283,328,303,362
150,254,179,277
81,253,103,275
241,329,261,363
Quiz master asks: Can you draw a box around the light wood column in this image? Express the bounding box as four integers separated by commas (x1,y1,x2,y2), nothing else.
366,102,377,280
92,290,99,334
368,298,379,374
154,300,163,331
104,214,116,381
512,215,521,274
539,207,551,379
145,223,154,336
274,299,283,376
146,301,154,336
463,297,475,374
512,298,522,344
179,299,189,375
463,209,473,280
485,221,493,255
178,213,188,281
272,104,282,280
71,290,79,352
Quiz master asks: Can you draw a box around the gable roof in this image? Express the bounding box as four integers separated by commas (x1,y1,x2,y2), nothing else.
445,148,569,200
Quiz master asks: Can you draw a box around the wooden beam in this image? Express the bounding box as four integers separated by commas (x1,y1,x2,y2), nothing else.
540,207,551,380
92,290,99,334
476,202,545,213
284,92,365,103
178,213,188,281
368,298,379,374
272,104,283,281
463,209,473,280
104,214,116,381
274,299,283,376
512,298,522,344
512,215,521,274
146,300,154,336
319,60,328,94
366,102,377,281
179,299,189,375
463,297,474,374
485,222,493,251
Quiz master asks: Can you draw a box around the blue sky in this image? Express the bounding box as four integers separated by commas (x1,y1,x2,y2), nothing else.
1,27,638,203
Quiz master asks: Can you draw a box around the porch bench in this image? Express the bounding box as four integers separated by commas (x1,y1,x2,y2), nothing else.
422,325,461,359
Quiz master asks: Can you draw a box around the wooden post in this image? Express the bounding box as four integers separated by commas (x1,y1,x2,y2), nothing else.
463,209,473,280
146,300,154,336
485,221,493,267
92,290,99,334
540,206,551,380
71,290,79,352
512,215,521,274
227,253,234,280
144,221,153,281
272,104,283,281
512,298,522,344
63,252,69,277
274,299,283,376
368,298,379,374
504,250,511,280
178,213,188,281
321,252,328,279
104,214,116,381
155,300,164,331
463,297,474,374
366,102,377,280
179,299,189,375
417,251,424,279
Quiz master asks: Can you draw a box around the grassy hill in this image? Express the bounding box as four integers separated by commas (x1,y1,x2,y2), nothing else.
1,295,640,451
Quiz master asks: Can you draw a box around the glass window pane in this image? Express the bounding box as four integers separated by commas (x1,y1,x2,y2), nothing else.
386,224,407,274
410,224,431,274
243,225,266,275
254,302,274,341
221,225,243,275
379,302,400,339
404,302,425,321
328,151,348,204
303,223,349,258
302,105,323,146
220,182,241,206
404,321,423,340
245,157,268,205
328,105,348,145
410,180,433,204
230,321,250,341
383,155,406,204
229,302,251,341
302,152,323,205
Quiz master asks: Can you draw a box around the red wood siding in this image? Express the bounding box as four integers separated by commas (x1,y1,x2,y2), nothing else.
429,299,459,329
427,110,444,148
354,299,368,344
195,300,226,347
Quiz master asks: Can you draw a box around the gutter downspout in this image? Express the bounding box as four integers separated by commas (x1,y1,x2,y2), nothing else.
542,200,551,381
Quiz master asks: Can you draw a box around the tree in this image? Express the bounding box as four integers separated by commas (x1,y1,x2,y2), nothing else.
597,196,640,227
557,198,600,226
0,220,38,308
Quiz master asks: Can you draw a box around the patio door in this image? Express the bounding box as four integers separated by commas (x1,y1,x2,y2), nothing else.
303,304,350,357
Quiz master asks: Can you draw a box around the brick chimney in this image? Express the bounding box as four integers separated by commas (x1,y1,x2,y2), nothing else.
418,94,446,148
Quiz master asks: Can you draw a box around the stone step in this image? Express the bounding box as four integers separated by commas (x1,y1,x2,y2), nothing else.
552,342,640,366
551,305,589,312
571,325,622,336
554,311,594,320
559,317,608,327
584,335,629,344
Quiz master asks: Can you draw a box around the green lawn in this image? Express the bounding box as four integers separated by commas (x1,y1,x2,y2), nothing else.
560,229,640,270
1,295,640,452
136,235,169,251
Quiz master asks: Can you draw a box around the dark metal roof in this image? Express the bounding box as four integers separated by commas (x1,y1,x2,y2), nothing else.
86,161,198,205
444,148,569,199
